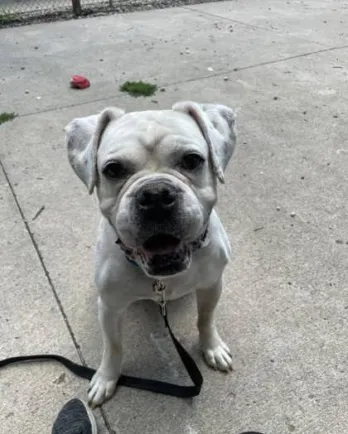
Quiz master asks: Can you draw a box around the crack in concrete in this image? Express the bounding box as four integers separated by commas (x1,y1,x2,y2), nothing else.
0,160,85,363
183,5,278,32
0,159,115,434
229,43,348,72
16,42,348,119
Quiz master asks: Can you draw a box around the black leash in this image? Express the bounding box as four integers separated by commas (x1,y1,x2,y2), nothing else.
0,305,203,399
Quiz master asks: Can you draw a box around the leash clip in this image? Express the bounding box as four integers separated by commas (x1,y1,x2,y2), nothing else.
153,280,167,316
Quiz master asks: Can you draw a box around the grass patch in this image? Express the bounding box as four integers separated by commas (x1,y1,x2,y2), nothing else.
0,13,20,25
0,112,17,125
120,81,157,97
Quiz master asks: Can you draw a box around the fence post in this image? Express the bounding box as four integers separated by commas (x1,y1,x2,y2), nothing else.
72,0,82,15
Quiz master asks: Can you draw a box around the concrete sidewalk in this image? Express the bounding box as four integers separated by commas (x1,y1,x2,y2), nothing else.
0,1,347,433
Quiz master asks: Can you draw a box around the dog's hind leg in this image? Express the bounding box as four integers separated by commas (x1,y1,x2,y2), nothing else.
88,297,125,408
196,278,233,372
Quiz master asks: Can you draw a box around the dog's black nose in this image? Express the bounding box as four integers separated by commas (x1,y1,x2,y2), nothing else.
136,181,177,212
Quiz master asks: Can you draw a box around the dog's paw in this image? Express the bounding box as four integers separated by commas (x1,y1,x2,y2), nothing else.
202,337,233,372
88,370,118,408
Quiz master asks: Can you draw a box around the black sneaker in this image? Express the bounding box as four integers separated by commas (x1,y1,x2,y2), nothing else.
52,398,97,434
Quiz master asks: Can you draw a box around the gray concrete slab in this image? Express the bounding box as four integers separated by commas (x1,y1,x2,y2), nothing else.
188,0,348,46
0,168,107,433
0,1,348,434
0,7,324,116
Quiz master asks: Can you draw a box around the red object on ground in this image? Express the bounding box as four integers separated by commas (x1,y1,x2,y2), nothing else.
70,75,90,89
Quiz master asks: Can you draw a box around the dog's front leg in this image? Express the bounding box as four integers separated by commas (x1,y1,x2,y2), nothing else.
88,297,125,408
196,278,233,372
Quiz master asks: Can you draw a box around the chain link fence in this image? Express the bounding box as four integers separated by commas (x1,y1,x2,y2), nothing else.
0,0,216,27
0,1,115,26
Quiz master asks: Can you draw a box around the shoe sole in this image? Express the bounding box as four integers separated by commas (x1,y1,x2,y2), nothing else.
81,400,98,434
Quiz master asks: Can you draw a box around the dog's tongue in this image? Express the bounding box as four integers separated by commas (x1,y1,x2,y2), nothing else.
142,234,181,256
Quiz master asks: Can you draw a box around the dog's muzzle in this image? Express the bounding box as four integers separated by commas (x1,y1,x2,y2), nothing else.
115,178,206,277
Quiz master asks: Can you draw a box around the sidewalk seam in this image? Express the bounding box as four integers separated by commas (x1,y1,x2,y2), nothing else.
0,159,86,363
183,5,282,32
183,4,343,53
0,159,115,433
15,42,348,119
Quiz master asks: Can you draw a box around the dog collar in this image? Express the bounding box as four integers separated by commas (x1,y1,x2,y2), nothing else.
125,256,139,267
115,228,209,267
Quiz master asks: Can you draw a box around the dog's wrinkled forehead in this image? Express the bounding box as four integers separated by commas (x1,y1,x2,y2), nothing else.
98,110,206,158
66,102,236,194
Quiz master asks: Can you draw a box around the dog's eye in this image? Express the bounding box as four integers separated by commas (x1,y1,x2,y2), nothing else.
180,153,205,171
103,162,128,179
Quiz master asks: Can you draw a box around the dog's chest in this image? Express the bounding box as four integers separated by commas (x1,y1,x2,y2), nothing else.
150,258,223,301
160,279,196,301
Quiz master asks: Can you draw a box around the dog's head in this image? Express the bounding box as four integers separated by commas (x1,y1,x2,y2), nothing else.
66,102,236,278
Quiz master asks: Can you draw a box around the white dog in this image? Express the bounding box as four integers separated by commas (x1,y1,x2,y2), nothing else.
65,101,237,408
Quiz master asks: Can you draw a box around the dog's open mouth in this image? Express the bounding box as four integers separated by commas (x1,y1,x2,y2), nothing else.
143,234,181,255
139,233,191,277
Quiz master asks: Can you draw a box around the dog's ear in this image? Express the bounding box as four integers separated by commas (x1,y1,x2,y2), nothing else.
65,107,125,194
172,101,237,183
